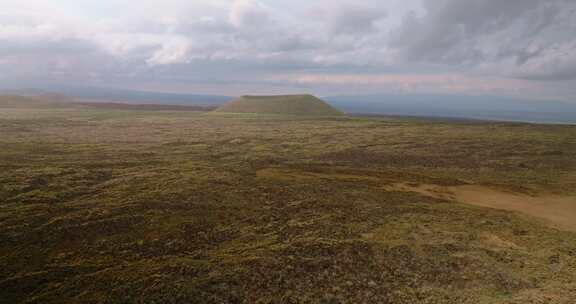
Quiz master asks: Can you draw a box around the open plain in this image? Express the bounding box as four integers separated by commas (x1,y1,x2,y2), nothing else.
1,106,576,303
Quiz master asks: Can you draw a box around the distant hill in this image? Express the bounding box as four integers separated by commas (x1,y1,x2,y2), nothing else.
0,86,231,106
215,95,345,116
56,86,231,106
75,101,217,112
0,95,216,112
0,95,74,109
0,88,54,96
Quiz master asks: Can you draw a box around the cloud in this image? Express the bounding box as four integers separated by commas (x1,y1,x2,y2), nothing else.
229,0,271,28
0,0,575,99
327,5,388,35
146,36,192,65
511,41,576,81
291,72,538,95
389,0,576,81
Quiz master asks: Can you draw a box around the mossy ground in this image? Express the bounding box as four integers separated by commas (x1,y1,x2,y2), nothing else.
1,108,576,303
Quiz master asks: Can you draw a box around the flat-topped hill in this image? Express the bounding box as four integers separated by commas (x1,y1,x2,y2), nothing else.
214,94,345,116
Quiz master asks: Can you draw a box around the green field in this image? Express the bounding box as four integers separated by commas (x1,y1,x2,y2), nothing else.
1,108,576,303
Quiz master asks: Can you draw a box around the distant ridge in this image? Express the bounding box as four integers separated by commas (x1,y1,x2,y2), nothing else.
0,94,73,108
0,94,215,112
215,94,344,116
0,87,231,106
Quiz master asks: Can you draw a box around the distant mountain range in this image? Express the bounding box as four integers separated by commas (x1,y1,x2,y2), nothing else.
324,94,576,124
0,86,232,106
1,86,574,124
56,86,232,106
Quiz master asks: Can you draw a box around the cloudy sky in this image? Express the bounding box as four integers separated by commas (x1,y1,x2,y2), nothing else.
1,0,576,100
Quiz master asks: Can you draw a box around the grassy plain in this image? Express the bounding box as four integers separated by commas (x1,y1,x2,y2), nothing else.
1,107,576,303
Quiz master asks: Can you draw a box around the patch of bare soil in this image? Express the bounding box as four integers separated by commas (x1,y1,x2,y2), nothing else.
258,166,576,232
384,183,576,232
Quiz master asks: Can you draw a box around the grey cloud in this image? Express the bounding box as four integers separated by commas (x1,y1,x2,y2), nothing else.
328,5,387,35
512,41,576,82
176,17,234,34
390,0,576,81
229,0,272,28
0,0,392,83
391,0,542,62
0,37,97,56
1,0,576,98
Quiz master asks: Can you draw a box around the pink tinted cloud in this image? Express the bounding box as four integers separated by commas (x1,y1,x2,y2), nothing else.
291,73,540,96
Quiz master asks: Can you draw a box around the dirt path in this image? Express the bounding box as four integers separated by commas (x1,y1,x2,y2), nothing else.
258,167,576,232
385,183,576,232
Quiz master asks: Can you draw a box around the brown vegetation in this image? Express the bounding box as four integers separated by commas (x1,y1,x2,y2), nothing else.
1,108,575,303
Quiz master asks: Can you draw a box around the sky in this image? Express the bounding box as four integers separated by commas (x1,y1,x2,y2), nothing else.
1,0,576,101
